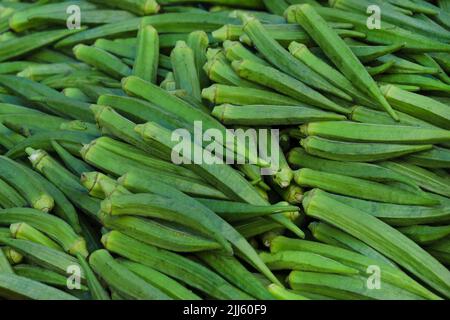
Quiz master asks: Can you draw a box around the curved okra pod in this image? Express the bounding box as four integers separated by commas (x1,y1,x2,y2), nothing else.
133,22,159,84
223,40,270,66
300,121,450,144
0,238,83,279
327,192,450,227
201,84,301,106
404,146,450,168
99,211,222,252
300,136,433,162
239,14,352,101
294,168,439,205
379,161,450,197
308,222,396,267
118,259,201,300
197,251,274,299
380,85,450,129
27,148,101,221
10,222,62,252
398,225,450,245
292,4,399,120
89,249,170,300
259,250,359,275
73,45,132,80
204,57,264,89
302,189,450,298
0,156,54,212
366,60,396,76
0,273,78,300
377,74,450,92
88,0,159,15
196,199,299,222
287,148,417,186
231,60,350,114
212,104,346,125
102,231,253,300
0,208,88,257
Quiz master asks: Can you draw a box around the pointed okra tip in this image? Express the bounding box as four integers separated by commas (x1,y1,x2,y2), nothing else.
201,85,218,103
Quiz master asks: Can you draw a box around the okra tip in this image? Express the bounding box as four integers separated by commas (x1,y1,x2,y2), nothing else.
211,25,229,42
211,104,228,121
80,172,101,193
9,223,23,238
26,148,46,170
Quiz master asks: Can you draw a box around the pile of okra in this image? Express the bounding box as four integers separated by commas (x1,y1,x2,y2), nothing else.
0,0,449,301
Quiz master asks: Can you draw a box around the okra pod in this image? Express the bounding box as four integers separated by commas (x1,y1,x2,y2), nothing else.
232,60,350,114
260,250,359,275
99,211,222,252
118,259,201,300
292,4,399,120
10,222,62,252
398,225,450,245
366,60,395,76
0,273,78,300
77,254,110,300
212,104,346,125
294,168,438,206
0,178,27,208
239,14,352,100
0,248,13,274
187,31,210,89
132,23,159,84
197,251,273,299
378,74,450,92
102,231,253,300
89,249,171,300
300,121,450,144
300,136,433,162
89,0,160,16
0,238,83,279
349,44,405,63
303,189,450,298
288,148,416,186
202,84,301,105
234,218,281,238
404,146,450,168
268,284,309,300
51,141,94,176
0,207,87,257
73,45,132,80
309,222,397,267
223,40,270,66
0,156,54,212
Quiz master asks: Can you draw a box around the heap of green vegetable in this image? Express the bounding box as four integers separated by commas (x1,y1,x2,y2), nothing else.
0,0,450,300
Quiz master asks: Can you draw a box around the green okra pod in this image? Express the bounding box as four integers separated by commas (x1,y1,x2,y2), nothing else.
89,249,170,300
300,121,450,144
232,59,350,114
398,225,450,245
223,40,270,66
102,231,253,300
10,222,62,252
99,211,222,252
187,31,210,88
268,284,309,300
377,74,450,92
287,148,416,186
0,156,54,212
309,222,396,267
260,250,359,275
202,84,301,105
171,41,203,100
300,136,433,162
0,207,88,257
51,141,94,176
118,259,201,300
0,273,78,300
88,0,160,16
133,23,159,84
239,14,353,101
404,146,450,168
292,4,399,120
211,104,346,125
294,168,438,206
302,189,450,298
77,254,111,300
366,60,395,76
73,45,132,80
349,44,405,63
379,161,450,197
